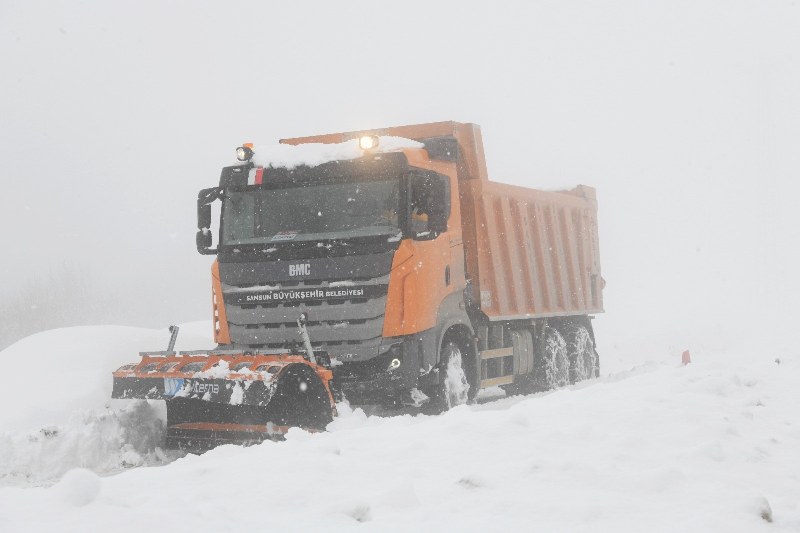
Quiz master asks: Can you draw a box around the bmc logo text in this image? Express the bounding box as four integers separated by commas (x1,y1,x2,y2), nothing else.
289,263,311,277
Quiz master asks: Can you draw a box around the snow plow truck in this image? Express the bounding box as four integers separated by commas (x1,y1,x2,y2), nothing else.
112,121,604,449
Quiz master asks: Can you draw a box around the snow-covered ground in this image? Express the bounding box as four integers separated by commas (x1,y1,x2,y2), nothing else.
0,323,797,532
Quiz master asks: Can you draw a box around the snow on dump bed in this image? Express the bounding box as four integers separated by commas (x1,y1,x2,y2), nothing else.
0,326,799,531
250,136,423,169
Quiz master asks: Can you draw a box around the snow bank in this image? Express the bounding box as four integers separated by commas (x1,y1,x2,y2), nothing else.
250,136,423,169
0,326,798,531
0,322,214,431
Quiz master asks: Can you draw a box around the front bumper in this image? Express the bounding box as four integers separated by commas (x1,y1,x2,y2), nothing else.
335,371,410,404
333,346,418,404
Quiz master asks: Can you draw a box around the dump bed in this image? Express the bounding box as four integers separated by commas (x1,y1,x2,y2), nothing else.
461,180,603,321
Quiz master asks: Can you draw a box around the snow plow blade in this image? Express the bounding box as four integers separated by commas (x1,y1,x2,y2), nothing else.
112,351,337,450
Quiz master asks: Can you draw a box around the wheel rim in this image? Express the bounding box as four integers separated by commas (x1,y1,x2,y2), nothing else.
442,343,470,408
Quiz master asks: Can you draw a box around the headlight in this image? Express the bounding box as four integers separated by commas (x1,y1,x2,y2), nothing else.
358,135,379,151
236,144,254,161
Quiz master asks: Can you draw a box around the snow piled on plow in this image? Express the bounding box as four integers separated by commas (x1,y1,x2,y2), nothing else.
0,401,179,486
0,322,213,486
0,325,799,531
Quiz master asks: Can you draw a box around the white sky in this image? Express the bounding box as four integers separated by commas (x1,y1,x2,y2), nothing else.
1,1,798,352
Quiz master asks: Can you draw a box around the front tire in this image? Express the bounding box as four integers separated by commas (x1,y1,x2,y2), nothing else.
424,340,471,414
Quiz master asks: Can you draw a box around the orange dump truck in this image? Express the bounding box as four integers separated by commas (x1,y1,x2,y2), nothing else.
211,121,603,403
113,121,603,448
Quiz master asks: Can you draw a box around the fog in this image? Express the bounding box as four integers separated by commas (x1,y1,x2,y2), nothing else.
2,1,798,354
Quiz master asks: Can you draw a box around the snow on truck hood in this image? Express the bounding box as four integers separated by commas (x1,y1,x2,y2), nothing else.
249,136,423,169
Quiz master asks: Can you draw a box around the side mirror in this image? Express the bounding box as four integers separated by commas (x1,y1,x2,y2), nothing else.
408,172,450,239
197,187,222,255
196,229,213,253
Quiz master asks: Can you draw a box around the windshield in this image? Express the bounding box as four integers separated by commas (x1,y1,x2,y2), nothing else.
222,179,400,245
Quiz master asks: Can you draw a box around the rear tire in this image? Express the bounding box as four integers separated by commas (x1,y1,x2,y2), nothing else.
563,324,598,383
535,326,569,390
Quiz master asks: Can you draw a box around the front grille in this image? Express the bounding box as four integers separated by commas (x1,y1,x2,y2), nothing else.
222,275,390,361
